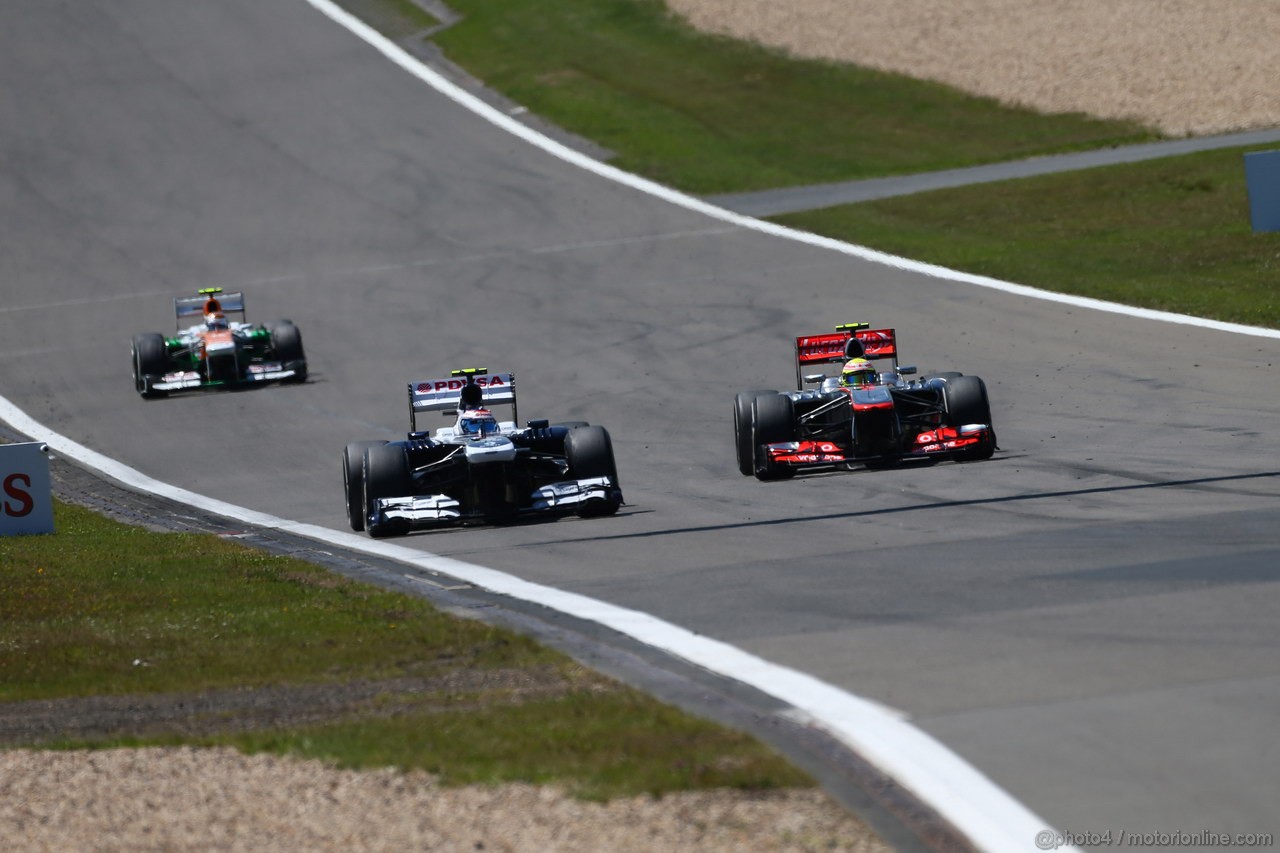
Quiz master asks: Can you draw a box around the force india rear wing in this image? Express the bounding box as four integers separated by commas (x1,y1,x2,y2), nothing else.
407,369,517,431
174,288,246,329
794,323,898,389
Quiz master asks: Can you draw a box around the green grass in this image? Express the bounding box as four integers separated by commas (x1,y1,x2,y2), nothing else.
774,146,1280,328
1,503,552,702
431,0,1157,194
0,502,811,797
58,693,808,799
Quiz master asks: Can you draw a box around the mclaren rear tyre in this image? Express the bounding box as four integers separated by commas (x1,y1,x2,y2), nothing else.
733,390,772,476
565,425,621,517
363,444,413,538
942,375,996,461
343,440,388,531
751,393,796,481
270,321,308,383
131,332,169,399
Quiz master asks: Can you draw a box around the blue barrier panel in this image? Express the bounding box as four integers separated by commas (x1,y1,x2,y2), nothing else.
1244,149,1280,232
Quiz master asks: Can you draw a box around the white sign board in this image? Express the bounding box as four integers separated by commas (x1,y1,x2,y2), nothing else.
1,442,54,535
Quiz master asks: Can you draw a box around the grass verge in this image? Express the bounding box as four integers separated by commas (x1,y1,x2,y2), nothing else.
1,501,812,798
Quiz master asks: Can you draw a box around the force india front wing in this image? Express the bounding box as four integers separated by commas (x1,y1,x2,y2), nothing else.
151,362,299,392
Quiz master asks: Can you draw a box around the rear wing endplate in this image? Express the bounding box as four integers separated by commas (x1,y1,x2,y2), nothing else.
408,370,517,431
794,325,897,388
175,288,246,328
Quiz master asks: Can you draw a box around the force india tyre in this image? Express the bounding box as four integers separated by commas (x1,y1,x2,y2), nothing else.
733,390,772,476
132,332,169,399
343,440,389,531
565,424,621,517
270,321,307,382
363,444,413,538
751,393,796,481
942,375,996,461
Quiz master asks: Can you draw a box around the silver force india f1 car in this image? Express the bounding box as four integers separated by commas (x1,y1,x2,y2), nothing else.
343,368,623,537
734,323,996,480
130,288,307,398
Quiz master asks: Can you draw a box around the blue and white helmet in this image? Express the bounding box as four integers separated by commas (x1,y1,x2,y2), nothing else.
458,409,498,436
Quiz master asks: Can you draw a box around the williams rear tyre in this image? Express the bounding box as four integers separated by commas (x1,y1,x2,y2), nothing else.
751,393,796,481
343,440,388,531
270,321,307,382
733,390,772,476
942,375,996,461
565,425,621,517
132,333,169,399
363,444,412,538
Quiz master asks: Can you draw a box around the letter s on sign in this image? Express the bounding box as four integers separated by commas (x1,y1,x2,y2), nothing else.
4,473,34,517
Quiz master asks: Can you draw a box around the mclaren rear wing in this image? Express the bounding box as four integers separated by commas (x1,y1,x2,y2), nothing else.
794,323,898,389
407,368,517,431
174,288,246,329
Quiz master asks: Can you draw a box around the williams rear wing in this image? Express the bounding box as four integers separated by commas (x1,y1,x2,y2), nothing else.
174,288,246,329
408,369,517,430
794,323,898,389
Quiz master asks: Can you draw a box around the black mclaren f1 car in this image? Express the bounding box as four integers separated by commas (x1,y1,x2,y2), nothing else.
733,323,997,480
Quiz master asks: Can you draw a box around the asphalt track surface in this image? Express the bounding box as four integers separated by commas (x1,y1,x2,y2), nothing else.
3,1,1279,848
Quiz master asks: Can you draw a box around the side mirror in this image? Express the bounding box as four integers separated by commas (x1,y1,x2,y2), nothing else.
898,365,918,375
803,373,827,385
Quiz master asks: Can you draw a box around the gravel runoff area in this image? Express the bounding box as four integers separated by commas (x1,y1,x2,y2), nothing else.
0,749,886,852
664,0,1280,136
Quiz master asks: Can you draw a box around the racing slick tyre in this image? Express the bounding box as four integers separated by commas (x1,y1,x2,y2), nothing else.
270,321,307,383
923,371,964,383
132,333,169,399
363,444,413,538
565,425,621,517
343,440,388,531
751,393,796,481
942,375,996,461
733,390,772,476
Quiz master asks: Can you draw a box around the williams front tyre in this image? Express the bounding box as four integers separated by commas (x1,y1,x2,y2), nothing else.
565,425,621,517
362,444,412,538
343,440,388,531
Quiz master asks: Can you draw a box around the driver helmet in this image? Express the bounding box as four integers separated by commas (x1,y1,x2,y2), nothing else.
839,357,876,389
459,409,498,436
205,311,229,331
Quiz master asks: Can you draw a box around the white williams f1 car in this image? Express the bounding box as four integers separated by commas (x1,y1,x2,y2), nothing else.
343,369,622,537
